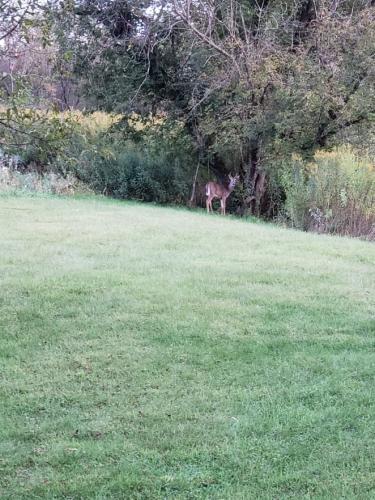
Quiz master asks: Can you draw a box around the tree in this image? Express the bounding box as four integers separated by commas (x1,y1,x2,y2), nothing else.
0,1,50,150
170,0,375,214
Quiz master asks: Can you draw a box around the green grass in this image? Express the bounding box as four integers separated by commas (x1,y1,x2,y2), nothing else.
1,194,375,499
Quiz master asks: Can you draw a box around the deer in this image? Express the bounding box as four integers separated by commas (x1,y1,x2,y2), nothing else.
206,173,240,215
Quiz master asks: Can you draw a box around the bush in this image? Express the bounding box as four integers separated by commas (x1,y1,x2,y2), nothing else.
68,113,197,205
75,146,193,204
282,147,375,239
1,109,197,204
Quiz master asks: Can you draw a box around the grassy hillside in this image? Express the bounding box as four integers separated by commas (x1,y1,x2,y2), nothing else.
1,194,374,499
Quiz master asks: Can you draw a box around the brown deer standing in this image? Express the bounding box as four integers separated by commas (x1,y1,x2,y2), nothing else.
206,174,239,215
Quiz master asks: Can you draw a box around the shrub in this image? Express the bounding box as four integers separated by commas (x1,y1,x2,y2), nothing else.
69,114,197,205
75,145,193,204
2,109,197,205
281,154,311,230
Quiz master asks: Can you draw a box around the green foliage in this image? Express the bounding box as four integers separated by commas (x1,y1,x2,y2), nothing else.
49,0,153,112
281,155,311,230
1,108,197,205
78,146,193,204
0,106,75,167
282,147,375,238
55,112,197,204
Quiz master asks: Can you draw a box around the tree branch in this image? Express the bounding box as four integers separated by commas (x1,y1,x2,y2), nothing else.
172,0,242,76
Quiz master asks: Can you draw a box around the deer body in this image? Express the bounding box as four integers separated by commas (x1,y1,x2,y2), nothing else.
206,174,239,215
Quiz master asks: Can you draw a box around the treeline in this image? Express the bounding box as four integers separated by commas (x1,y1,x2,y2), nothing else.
0,0,374,238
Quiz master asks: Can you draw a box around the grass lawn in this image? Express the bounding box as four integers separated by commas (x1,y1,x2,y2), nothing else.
1,194,375,499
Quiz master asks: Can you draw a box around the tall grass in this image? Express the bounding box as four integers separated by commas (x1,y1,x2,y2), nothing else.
0,167,90,196
282,147,375,239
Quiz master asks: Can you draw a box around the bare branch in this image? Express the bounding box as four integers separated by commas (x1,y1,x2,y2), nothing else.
172,0,242,75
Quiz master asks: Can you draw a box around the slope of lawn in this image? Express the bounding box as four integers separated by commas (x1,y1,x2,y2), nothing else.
1,194,375,499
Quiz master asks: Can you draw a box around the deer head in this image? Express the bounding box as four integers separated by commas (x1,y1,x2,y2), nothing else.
228,173,240,190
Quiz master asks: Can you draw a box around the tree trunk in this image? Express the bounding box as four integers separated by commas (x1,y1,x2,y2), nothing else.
242,144,267,216
188,162,200,207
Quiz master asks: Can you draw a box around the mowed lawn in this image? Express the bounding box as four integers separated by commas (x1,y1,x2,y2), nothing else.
1,195,375,499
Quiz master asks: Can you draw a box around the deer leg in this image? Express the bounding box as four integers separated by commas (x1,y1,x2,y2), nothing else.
207,197,213,213
221,196,228,215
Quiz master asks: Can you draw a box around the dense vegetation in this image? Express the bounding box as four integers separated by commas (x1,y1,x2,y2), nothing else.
1,194,375,498
0,0,374,237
